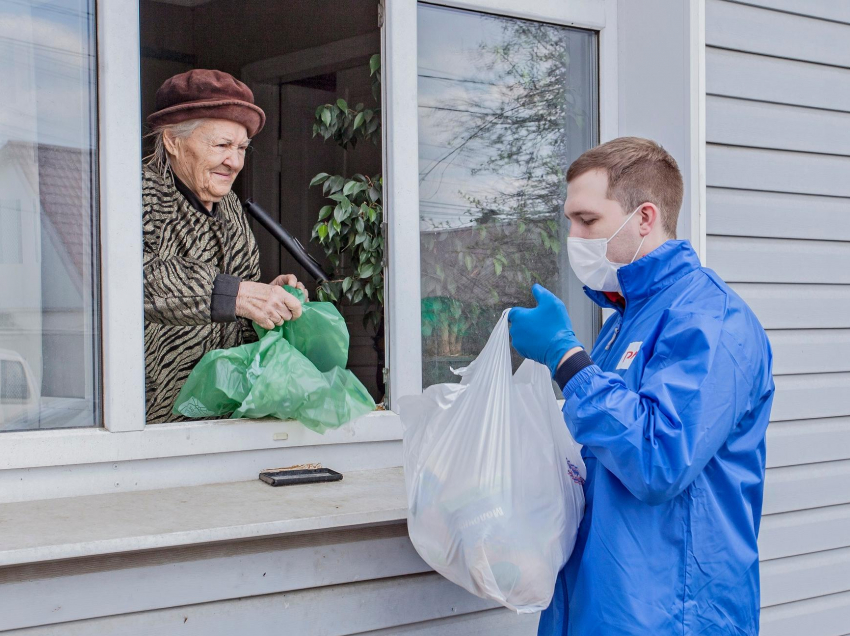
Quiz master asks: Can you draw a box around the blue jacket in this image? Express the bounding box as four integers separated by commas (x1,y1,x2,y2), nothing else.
539,240,774,635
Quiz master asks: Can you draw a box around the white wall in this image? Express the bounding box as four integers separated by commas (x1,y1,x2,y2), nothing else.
705,1,850,634
616,0,703,249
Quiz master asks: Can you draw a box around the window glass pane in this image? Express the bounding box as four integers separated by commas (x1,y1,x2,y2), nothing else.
418,4,598,387
0,0,100,431
1,360,30,402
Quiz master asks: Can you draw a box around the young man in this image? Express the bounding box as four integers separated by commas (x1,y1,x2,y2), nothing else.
509,137,774,635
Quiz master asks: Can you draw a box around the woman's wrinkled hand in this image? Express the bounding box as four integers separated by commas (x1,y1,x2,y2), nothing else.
270,273,309,300
235,281,303,329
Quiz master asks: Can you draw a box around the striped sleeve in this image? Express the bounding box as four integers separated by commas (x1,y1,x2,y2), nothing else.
237,200,262,343
143,234,219,326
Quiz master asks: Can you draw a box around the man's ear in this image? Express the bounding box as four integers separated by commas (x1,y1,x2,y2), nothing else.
639,203,660,236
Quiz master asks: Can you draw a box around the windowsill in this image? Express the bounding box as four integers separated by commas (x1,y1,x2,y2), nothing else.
0,466,407,568
0,410,403,471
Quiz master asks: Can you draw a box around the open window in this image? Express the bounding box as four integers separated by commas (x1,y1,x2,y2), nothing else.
139,0,601,423
3,0,712,504
140,0,386,413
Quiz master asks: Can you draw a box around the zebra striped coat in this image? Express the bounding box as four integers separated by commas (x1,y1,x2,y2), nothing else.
143,166,260,423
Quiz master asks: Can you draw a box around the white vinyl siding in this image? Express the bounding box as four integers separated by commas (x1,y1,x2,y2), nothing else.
706,1,850,634
0,524,536,634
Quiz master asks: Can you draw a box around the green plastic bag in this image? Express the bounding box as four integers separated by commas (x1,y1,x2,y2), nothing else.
173,286,375,433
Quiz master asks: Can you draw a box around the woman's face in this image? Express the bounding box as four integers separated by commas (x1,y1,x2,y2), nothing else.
165,119,249,209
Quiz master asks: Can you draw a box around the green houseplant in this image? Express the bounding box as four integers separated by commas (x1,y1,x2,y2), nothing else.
309,54,385,397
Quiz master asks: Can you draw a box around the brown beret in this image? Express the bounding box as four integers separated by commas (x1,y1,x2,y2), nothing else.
147,69,266,137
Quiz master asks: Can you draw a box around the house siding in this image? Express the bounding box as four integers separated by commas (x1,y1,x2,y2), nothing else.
706,1,850,634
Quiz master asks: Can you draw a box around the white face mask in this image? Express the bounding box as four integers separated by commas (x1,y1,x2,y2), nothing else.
567,206,646,292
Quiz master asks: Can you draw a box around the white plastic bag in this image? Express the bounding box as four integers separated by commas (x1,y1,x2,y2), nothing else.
400,311,585,613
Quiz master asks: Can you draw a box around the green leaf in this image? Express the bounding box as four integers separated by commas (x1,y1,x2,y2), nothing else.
368,186,381,202
464,253,473,272
337,98,348,111
317,223,328,240
334,206,349,223
342,277,353,294
367,207,377,222
321,108,331,127
370,54,380,75
352,288,365,304
328,193,351,209
495,260,502,276
365,282,373,297
327,175,345,194
310,172,330,187
355,232,367,246
318,205,333,220
355,217,365,233
360,263,374,279
343,180,367,198
353,112,365,130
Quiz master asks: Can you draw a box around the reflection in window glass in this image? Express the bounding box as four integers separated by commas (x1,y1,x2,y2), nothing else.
1,360,30,402
0,0,100,431
418,4,598,387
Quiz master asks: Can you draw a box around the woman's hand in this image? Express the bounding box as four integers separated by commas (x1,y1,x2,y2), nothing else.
235,281,303,329
270,273,309,300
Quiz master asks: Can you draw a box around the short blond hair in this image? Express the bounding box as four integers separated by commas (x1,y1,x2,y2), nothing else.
566,137,683,237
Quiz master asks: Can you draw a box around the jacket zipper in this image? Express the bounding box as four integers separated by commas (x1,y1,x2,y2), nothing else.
605,320,621,351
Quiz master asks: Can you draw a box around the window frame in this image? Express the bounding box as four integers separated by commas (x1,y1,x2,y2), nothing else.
0,0,706,502
0,0,404,488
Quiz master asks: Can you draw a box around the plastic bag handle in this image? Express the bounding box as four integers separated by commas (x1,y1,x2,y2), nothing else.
454,309,513,386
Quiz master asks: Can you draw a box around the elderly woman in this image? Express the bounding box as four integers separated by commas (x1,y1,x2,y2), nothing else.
143,69,304,424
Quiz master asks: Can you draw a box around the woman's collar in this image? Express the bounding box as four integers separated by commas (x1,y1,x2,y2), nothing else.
173,174,217,217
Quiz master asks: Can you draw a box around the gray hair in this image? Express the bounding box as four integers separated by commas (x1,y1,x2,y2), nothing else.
144,118,208,179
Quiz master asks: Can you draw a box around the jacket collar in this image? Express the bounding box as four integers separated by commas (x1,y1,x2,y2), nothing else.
173,173,218,217
584,240,701,309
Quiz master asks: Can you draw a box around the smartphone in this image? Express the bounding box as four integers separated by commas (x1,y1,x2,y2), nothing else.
259,467,343,487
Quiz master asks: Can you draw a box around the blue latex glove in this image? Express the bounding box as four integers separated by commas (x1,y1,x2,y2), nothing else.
508,284,583,376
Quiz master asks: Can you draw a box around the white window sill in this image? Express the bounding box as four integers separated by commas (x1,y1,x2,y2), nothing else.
0,410,403,471
0,466,406,568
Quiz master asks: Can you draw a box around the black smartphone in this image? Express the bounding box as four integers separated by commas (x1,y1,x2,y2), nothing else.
259,468,343,487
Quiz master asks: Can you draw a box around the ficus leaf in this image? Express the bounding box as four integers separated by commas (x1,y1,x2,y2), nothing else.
310,172,330,186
